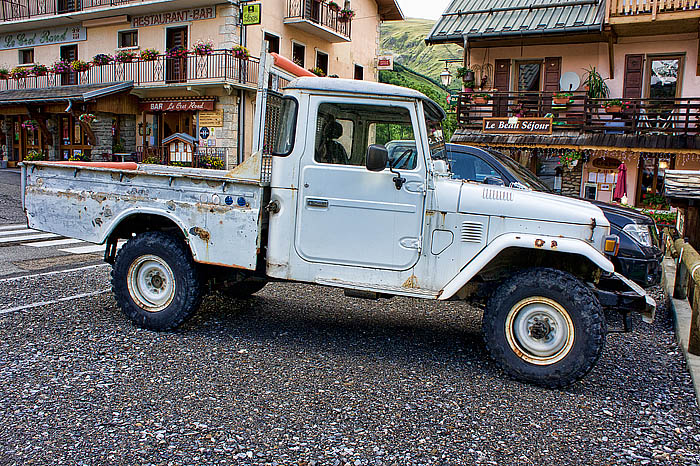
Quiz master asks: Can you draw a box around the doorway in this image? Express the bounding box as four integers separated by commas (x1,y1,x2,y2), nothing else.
166,27,188,83
60,44,78,85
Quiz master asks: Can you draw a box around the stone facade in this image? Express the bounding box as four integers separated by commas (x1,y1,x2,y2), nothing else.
561,162,583,197
215,94,240,169
118,115,137,154
91,112,113,159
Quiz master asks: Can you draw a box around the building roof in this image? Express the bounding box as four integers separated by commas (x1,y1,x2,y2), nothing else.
426,0,605,45
0,82,133,105
163,132,197,146
286,77,446,120
376,0,404,21
664,170,700,200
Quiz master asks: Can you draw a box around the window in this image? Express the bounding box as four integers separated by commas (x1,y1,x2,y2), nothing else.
647,55,683,99
264,33,280,54
315,51,329,76
516,60,542,92
118,30,138,48
19,49,34,64
314,102,416,168
271,98,298,156
292,42,305,68
354,64,364,80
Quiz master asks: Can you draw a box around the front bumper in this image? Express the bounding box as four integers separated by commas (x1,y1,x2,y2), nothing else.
592,272,656,323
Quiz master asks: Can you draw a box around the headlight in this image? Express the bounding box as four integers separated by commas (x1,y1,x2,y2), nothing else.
623,224,652,247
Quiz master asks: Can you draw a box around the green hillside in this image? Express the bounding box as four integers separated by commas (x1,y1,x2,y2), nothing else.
380,18,463,84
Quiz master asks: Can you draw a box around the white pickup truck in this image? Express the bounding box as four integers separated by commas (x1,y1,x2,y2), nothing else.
21,76,655,388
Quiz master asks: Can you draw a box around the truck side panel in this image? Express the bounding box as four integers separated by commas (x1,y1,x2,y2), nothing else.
23,164,263,270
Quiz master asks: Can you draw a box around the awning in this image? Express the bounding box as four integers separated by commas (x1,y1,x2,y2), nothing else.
0,81,134,106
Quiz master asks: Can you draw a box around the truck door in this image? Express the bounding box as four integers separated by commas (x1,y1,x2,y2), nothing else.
295,98,426,270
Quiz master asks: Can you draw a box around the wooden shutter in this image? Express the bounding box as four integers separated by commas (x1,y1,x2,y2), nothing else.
493,59,511,117
543,57,562,92
623,54,644,99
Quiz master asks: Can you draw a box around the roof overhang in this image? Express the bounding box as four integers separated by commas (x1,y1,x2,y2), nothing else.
376,0,404,21
0,81,134,106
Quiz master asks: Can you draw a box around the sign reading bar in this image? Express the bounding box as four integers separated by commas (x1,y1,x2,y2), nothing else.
483,117,552,135
377,55,394,71
242,4,262,26
0,26,86,51
140,100,215,112
131,8,215,28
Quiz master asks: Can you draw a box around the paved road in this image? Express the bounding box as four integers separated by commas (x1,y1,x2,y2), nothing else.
0,168,699,465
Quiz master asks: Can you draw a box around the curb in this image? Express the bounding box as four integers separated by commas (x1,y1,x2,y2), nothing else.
663,256,700,408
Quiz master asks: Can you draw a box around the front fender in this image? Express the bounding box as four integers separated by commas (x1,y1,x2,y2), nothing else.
438,233,614,300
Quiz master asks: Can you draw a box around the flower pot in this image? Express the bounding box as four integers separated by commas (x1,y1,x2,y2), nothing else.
571,159,578,167
473,97,489,105
553,97,570,105
463,70,474,83
463,87,473,93
605,105,621,114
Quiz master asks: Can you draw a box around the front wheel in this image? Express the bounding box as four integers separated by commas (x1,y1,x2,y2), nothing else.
112,232,203,331
482,268,606,388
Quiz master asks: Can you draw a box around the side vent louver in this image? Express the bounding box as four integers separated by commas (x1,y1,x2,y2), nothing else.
461,222,484,243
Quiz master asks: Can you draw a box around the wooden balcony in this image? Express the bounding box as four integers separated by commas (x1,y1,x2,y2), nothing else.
0,50,259,91
136,145,228,169
284,0,352,43
605,0,700,34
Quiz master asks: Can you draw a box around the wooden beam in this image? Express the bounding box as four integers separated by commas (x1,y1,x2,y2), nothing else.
25,106,51,146
608,34,616,80
697,20,700,76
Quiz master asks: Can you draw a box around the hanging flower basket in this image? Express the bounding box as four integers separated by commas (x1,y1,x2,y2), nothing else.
338,8,355,22
31,64,48,76
10,67,29,79
328,1,340,11
115,50,137,63
140,49,160,62
21,119,38,131
70,60,89,72
92,53,112,66
167,46,189,59
78,113,97,126
51,60,71,74
231,45,250,60
559,150,582,170
0,68,8,79
193,40,214,56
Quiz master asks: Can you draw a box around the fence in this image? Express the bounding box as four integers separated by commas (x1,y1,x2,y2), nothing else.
668,231,700,355
1,0,134,21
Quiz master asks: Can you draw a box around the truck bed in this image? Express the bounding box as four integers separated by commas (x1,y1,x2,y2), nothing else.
21,161,266,270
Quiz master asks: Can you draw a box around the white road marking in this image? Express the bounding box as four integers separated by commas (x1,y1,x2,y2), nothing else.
26,238,85,248
0,289,110,315
58,240,125,255
0,228,35,236
0,263,111,283
0,224,27,231
0,233,58,244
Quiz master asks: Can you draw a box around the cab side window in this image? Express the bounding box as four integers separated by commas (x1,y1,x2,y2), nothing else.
314,102,416,168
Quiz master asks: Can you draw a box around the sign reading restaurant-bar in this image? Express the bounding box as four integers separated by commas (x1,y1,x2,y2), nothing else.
483,117,552,135
131,7,215,28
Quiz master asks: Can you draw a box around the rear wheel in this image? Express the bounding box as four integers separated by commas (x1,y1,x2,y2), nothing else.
482,268,606,388
112,232,203,330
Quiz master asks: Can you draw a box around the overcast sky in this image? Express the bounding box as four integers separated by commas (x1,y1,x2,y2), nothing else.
396,0,451,20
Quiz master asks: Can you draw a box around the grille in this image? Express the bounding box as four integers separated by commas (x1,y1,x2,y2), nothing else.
461,222,484,243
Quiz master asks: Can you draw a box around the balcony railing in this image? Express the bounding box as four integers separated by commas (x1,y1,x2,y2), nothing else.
0,50,259,91
606,0,700,22
136,146,228,169
285,0,351,40
1,0,133,22
456,91,700,136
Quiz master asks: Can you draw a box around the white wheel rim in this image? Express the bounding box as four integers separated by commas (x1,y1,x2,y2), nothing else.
505,297,575,365
127,254,176,312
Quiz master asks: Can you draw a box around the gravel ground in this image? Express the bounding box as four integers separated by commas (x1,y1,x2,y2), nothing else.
0,273,698,465
0,170,25,225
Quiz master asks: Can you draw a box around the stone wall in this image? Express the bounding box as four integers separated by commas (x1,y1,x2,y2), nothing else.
214,94,240,168
218,5,241,49
90,112,113,160
118,114,136,153
561,162,583,197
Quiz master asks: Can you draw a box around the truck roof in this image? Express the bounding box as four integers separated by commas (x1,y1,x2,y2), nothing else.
286,77,446,121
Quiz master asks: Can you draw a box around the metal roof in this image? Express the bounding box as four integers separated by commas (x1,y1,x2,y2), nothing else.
426,0,605,45
286,77,446,120
664,170,700,200
376,0,404,21
0,81,133,105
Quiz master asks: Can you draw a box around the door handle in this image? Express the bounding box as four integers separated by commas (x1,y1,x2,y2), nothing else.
307,198,329,208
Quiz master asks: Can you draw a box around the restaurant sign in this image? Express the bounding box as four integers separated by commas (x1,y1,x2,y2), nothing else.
140,100,215,112
483,117,553,135
131,8,215,28
0,26,86,51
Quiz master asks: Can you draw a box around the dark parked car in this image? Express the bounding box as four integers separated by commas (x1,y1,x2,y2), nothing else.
445,144,663,287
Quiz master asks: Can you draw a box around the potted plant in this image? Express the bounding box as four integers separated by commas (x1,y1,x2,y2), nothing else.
558,150,582,169
231,45,250,60
30,64,48,76
21,119,38,131
70,60,89,72
114,50,137,63
582,66,609,99
51,60,71,74
24,149,45,161
193,39,214,56
167,46,188,59
338,8,355,22
140,49,159,61
328,1,340,11
78,113,97,126
198,154,224,170
463,80,475,93
553,92,572,106
10,67,29,79
604,99,623,113
309,67,326,77
456,66,475,84
0,68,8,79
473,93,491,105
92,53,112,66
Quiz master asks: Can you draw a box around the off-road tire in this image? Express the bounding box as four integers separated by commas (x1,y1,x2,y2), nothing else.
112,232,203,331
219,278,267,299
482,267,606,388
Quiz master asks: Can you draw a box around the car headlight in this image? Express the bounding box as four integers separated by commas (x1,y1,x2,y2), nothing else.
623,224,652,247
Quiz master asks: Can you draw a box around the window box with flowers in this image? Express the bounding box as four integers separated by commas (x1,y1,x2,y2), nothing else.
558,150,582,170
231,45,250,60
51,60,71,74
92,53,112,66
115,50,137,63
24,149,45,161
338,8,355,22
31,64,48,76
10,67,29,79
167,46,189,59
553,92,573,106
472,93,491,105
193,40,214,56
140,49,159,62
603,99,632,114
309,67,326,77
197,154,224,170
70,60,90,72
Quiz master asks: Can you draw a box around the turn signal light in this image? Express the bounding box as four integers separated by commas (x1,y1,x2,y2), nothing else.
604,235,620,256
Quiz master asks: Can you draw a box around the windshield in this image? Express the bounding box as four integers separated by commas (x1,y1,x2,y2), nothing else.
483,148,552,192
425,117,447,161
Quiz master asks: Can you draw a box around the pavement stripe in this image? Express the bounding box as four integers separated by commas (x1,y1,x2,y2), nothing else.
27,238,85,248
0,289,110,315
0,263,111,283
0,233,58,244
58,240,126,255
0,224,27,231
0,228,35,237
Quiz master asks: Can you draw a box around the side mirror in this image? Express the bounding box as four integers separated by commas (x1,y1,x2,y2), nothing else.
482,175,504,186
366,144,388,172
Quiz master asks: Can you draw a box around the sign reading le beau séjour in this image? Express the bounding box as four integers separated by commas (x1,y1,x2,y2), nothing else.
1,26,86,51
483,117,553,135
